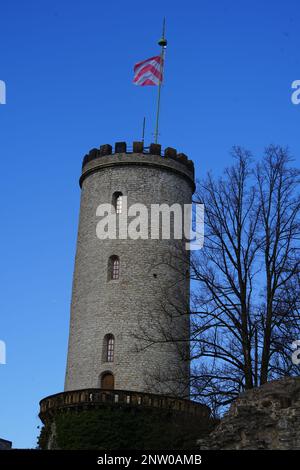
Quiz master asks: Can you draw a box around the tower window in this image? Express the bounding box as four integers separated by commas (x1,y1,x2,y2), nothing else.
103,334,115,362
108,255,120,280
112,192,123,214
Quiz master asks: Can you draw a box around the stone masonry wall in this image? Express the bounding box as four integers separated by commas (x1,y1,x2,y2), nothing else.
198,377,300,450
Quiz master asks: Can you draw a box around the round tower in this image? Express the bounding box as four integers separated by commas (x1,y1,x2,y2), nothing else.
38,141,212,450
64,141,195,397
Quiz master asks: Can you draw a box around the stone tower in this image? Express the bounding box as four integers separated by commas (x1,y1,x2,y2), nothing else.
39,142,210,450
64,141,195,396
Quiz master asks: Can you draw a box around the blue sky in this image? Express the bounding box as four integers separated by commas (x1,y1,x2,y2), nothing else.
0,0,299,448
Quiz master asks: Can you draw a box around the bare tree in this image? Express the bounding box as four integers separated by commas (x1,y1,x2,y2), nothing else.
136,145,300,412
256,147,300,384
190,145,300,409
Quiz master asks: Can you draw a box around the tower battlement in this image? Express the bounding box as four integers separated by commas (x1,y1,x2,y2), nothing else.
80,142,195,191
82,142,194,173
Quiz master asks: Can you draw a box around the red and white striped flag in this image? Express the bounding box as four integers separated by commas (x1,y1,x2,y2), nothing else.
133,55,163,86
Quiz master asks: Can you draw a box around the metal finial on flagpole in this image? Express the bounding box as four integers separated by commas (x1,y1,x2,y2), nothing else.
154,18,167,144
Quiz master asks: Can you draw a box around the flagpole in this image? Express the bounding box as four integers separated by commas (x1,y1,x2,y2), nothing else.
154,18,167,144
142,116,146,143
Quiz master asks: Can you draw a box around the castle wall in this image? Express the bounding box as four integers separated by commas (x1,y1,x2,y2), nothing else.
198,377,300,450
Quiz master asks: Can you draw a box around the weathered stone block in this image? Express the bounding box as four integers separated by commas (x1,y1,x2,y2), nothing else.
114,142,127,153
99,144,112,156
149,143,161,155
133,141,144,153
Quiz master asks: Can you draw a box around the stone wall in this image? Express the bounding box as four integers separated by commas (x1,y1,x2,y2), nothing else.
198,377,300,450
38,389,211,450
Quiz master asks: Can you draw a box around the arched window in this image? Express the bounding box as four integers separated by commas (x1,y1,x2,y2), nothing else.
112,192,123,214
107,335,114,362
103,334,115,362
108,255,120,280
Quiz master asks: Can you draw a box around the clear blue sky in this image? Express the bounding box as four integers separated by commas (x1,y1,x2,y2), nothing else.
0,0,299,448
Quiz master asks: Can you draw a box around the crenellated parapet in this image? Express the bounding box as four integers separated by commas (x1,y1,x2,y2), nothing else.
82,141,194,173
80,142,195,191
